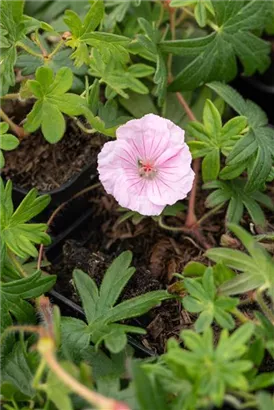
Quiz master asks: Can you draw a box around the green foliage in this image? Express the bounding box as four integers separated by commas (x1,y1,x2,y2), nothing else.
62,251,171,353
1,270,56,331
183,267,238,332
88,49,153,98
0,179,51,258
63,1,132,68
187,99,247,182
0,122,19,168
0,0,27,94
206,224,274,300
171,0,215,28
163,323,255,407
1,342,36,399
161,0,272,91
24,66,87,142
255,312,274,359
207,82,274,192
204,179,274,227
0,0,52,95
135,18,167,105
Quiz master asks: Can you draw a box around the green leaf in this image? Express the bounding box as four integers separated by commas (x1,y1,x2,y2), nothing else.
97,251,135,314
24,67,87,142
1,270,56,332
83,0,104,33
183,261,207,277
207,82,274,191
0,134,19,151
165,325,253,406
103,290,171,324
183,267,237,332
104,328,128,354
73,269,99,323
164,1,271,91
1,342,35,398
0,123,19,168
195,1,207,28
119,92,158,118
41,101,66,143
131,361,168,410
204,179,273,228
60,317,90,363
207,224,274,296
203,99,222,136
1,180,51,258
73,252,171,353
257,392,274,410
202,149,220,182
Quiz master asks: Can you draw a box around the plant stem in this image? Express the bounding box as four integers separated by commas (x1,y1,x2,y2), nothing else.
32,358,46,389
40,345,129,410
73,117,96,134
17,41,44,59
158,215,187,232
11,398,19,410
7,249,27,277
1,93,20,100
0,108,29,139
156,0,165,28
256,287,274,323
37,182,100,270
176,92,197,122
196,203,224,226
47,39,64,60
185,158,200,227
232,308,250,324
158,215,211,249
167,3,200,229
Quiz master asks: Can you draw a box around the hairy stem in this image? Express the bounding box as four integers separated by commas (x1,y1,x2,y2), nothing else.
32,358,47,389
73,117,96,134
1,93,20,100
232,308,251,324
7,249,27,277
256,287,274,323
0,108,29,139
39,344,129,410
176,92,197,122
48,39,64,60
17,41,44,59
196,203,224,226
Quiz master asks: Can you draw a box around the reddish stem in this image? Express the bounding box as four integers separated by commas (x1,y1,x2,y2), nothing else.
0,108,29,139
175,93,200,228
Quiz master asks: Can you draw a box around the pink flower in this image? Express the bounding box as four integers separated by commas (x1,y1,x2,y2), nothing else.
98,114,195,216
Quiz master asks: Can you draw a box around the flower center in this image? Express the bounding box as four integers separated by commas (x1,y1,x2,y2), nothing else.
138,159,157,179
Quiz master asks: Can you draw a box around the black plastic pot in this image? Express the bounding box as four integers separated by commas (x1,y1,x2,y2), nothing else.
8,160,100,250
12,161,98,219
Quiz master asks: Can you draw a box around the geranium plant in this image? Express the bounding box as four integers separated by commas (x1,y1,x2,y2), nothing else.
1,1,274,410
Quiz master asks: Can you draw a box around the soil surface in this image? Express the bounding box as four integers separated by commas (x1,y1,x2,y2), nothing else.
2,100,105,191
